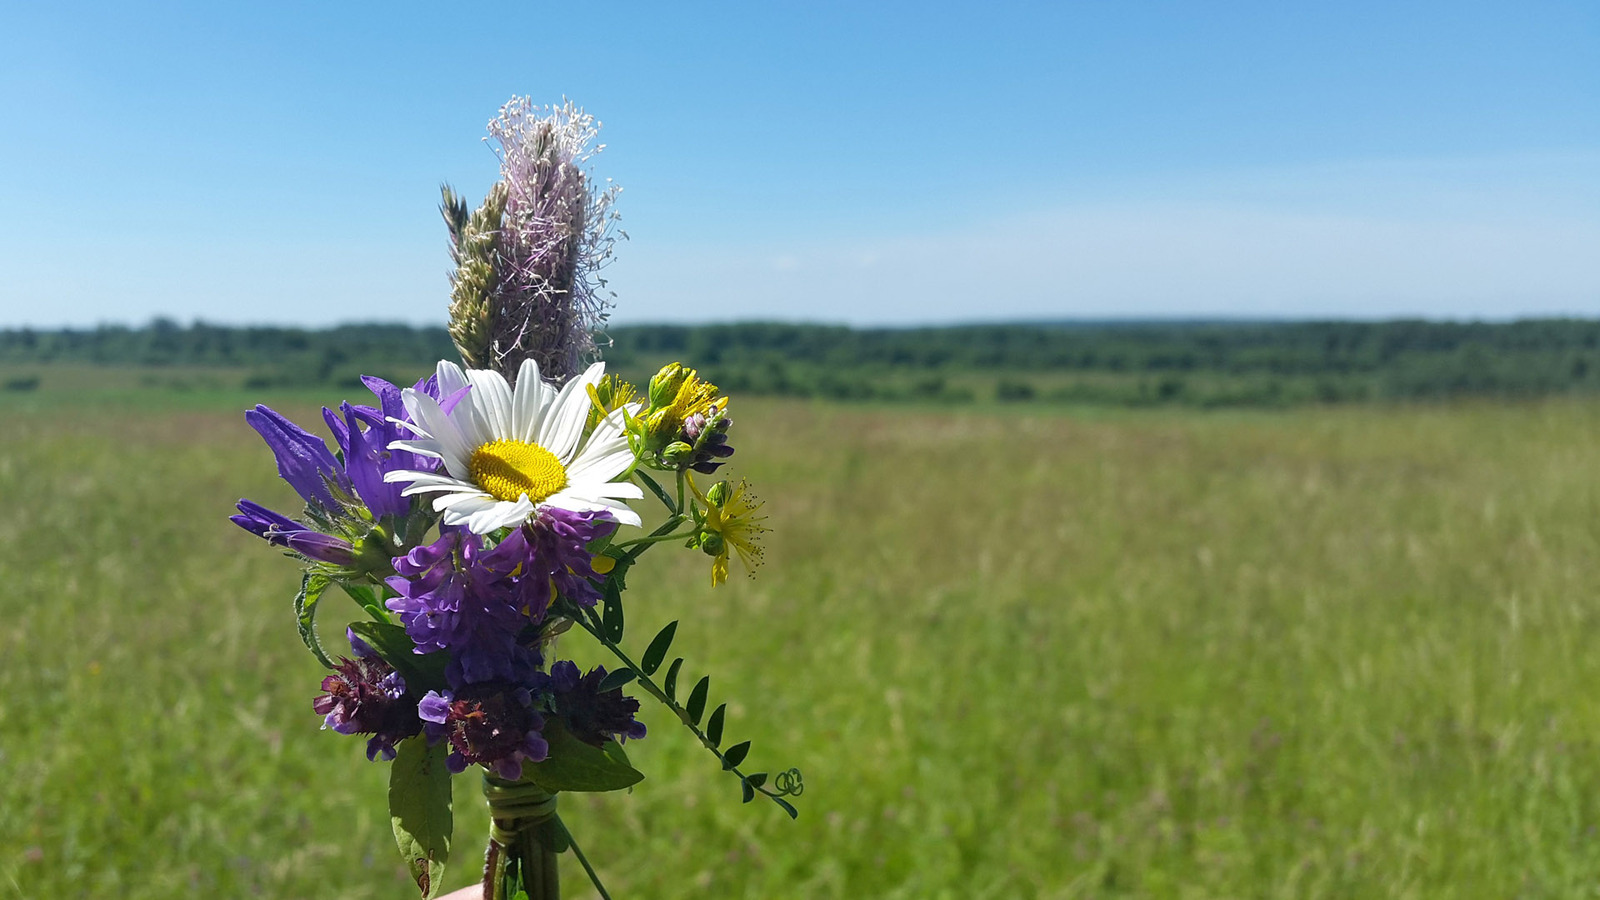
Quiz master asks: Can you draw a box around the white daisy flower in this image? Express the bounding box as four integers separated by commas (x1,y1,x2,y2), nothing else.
384,359,643,534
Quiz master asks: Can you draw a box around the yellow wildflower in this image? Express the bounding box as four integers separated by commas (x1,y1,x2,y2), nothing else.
697,478,768,587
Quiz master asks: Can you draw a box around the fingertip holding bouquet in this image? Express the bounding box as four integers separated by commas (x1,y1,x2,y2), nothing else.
230,98,800,900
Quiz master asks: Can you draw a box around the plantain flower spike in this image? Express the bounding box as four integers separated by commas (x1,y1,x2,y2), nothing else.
442,97,622,384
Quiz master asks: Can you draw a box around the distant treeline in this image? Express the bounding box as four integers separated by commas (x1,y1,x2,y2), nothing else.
4,318,1600,406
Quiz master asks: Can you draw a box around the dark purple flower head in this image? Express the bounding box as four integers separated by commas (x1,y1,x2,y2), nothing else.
312,654,422,761
418,685,548,780
548,660,647,746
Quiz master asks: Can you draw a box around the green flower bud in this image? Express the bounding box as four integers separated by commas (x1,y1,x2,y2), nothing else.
698,531,726,557
662,441,695,465
705,480,731,507
648,363,687,409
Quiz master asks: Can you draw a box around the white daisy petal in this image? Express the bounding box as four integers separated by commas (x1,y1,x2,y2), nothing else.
566,446,635,485
580,482,645,500
467,500,521,534
390,471,480,492
401,389,473,477
548,495,643,528
448,387,496,453
389,417,431,437
401,482,479,497
512,358,555,443
538,362,605,463
467,369,515,441
388,439,443,460
435,360,470,400
435,492,494,514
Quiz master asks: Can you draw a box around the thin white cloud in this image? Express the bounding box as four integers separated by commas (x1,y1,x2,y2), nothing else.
612,156,1600,324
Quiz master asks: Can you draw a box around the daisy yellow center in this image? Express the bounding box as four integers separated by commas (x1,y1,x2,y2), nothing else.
467,439,568,504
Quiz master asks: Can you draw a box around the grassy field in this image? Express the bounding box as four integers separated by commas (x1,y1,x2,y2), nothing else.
4,384,1600,898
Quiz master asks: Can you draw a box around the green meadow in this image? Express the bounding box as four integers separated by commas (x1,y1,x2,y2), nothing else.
5,379,1600,898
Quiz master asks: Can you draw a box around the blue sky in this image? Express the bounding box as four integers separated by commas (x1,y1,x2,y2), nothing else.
0,1,1596,327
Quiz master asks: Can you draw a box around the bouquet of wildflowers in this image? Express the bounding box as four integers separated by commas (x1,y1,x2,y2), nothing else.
230,98,800,899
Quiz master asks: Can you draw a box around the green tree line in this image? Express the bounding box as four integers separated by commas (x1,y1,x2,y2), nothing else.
4,318,1600,406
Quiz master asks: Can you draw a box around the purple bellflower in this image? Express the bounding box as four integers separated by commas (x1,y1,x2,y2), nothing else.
230,374,442,565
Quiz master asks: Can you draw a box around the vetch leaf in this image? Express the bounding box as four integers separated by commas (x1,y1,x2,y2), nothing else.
706,704,727,747
663,658,684,700
722,740,750,770
774,797,799,820
597,667,637,692
635,469,676,511
601,579,625,643
390,737,452,899
348,621,449,694
686,676,710,726
522,721,645,793
741,779,755,803
641,621,678,675
295,573,334,668
745,772,767,790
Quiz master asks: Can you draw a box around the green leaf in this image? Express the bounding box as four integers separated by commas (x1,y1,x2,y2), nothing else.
635,469,676,512
741,779,755,803
601,579,625,643
596,667,637,692
640,620,678,675
706,704,727,747
601,739,632,769
522,721,645,793
295,573,334,668
534,817,571,854
745,772,767,790
722,740,751,770
774,797,799,820
340,580,392,622
348,620,448,694
685,676,710,726
389,737,452,899
663,658,684,700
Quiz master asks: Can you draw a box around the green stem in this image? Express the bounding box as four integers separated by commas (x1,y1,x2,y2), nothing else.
611,527,690,551
557,816,613,900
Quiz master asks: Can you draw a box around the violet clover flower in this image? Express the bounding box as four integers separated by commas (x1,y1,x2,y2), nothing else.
383,508,614,689
386,528,541,689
